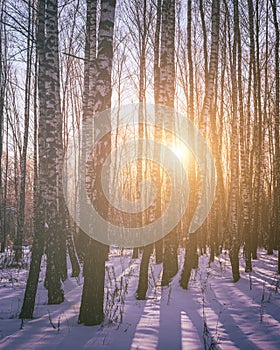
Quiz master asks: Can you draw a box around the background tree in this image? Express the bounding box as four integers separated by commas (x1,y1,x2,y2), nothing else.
180,0,220,289
270,0,280,273
14,0,33,262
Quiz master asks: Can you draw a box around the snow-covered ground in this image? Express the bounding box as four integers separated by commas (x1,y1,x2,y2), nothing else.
0,248,279,349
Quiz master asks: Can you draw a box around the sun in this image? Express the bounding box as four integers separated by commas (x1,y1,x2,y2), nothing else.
171,142,190,165
172,144,185,159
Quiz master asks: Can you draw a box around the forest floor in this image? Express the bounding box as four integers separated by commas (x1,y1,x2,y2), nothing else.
0,247,279,349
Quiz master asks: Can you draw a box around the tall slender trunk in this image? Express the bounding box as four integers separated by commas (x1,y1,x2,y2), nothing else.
199,0,208,84
0,0,6,252
237,0,251,273
76,0,97,263
185,0,198,269
136,0,162,300
180,0,220,289
270,0,280,273
159,0,177,287
54,0,67,282
20,0,47,318
154,0,163,264
79,0,116,326
252,0,262,260
133,0,148,260
2,115,8,253
44,0,64,304
229,0,240,282
15,0,33,262
247,0,259,262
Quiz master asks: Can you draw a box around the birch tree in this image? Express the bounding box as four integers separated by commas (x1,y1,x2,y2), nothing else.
20,0,48,318
14,0,34,262
180,0,220,289
21,0,65,317
270,0,280,273
0,0,7,252
79,0,116,326
158,0,177,287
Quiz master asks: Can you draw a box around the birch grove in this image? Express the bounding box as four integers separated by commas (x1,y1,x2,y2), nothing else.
0,0,279,326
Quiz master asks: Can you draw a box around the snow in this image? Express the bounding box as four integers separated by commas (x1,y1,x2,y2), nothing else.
0,248,279,349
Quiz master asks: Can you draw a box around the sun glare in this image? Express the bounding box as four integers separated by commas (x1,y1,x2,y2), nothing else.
171,142,190,165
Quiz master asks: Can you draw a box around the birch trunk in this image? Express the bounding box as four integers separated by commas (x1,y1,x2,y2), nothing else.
180,0,220,289
0,1,6,252
160,0,178,287
270,0,280,273
20,0,49,318
79,0,116,326
15,0,33,263
229,0,240,282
